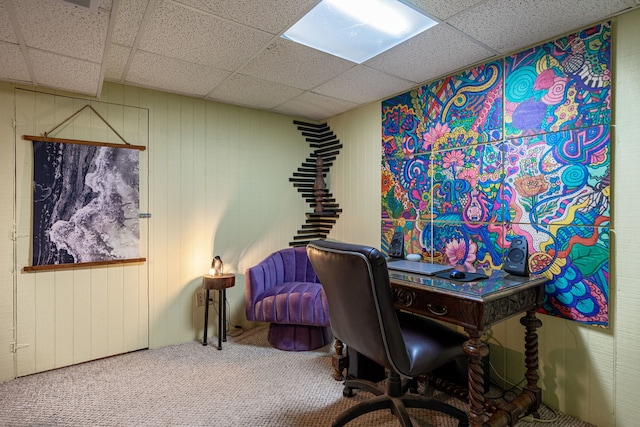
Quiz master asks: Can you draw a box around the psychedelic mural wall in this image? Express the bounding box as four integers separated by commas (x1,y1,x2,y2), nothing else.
381,22,611,327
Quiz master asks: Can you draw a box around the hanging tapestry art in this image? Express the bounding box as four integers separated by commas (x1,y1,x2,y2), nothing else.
28,137,144,269
380,22,611,327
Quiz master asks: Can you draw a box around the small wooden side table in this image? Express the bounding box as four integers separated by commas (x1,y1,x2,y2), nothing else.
202,273,235,350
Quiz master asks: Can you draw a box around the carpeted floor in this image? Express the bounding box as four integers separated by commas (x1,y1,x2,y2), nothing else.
0,326,593,427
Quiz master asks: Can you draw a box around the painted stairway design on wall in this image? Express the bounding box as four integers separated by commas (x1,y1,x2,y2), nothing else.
289,121,342,247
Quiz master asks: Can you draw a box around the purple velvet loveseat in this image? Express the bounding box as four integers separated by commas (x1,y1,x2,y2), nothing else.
245,247,332,351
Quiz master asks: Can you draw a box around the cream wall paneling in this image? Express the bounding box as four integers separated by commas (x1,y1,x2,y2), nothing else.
0,83,16,382
612,8,640,427
13,88,150,376
326,102,382,248
97,83,314,349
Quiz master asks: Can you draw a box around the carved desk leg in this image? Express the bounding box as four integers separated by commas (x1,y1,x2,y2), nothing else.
332,338,348,381
463,330,490,427
520,309,543,416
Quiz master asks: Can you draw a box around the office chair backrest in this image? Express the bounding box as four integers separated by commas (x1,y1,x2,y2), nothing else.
307,240,410,374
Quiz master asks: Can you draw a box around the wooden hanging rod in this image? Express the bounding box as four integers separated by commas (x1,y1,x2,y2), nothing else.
23,134,146,151
23,257,147,272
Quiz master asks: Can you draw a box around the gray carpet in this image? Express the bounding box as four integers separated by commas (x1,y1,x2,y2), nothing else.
0,326,593,427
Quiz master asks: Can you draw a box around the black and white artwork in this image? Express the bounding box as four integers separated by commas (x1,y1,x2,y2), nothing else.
32,141,140,266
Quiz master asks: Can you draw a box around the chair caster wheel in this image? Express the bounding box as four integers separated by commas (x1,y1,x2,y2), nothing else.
343,387,354,397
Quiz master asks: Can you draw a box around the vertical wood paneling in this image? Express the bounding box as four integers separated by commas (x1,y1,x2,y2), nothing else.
504,317,525,387
53,269,74,367
179,97,197,340
613,8,640,427
15,88,38,376
0,82,16,382
34,275,55,373
586,328,615,427
13,88,149,376
72,268,92,363
89,268,108,359
106,266,124,355
148,90,169,348
191,100,207,266
136,88,151,349
122,265,139,350
124,86,313,347
165,93,183,343
538,315,566,410
327,103,381,247
564,322,588,418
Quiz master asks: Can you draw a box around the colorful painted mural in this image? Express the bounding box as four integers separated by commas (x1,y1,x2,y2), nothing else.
381,22,611,327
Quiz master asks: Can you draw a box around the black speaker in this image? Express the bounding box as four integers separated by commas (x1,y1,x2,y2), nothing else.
503,236,529,276
388,231,404,259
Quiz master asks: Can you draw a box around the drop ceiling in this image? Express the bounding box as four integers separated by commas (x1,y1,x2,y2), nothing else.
0,0,637,120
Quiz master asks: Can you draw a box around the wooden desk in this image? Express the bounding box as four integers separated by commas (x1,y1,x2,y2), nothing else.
333,269,546,427
390,269,546,427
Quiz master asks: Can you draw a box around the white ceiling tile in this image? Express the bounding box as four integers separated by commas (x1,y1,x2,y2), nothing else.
100,0,113,10
176,0,320,34
13,0,110,63
241,39,354,90
112,0,149,47
0,42,30,82
105,43,130,81
273,91,358,121
314,65,416,104
1,0,638,121
0,1,18,44
448,0,631,53
207,74,303,110
366,24,496,84
138,0,273,70
126,50,230,97
403,0,485,20
29,49,100,94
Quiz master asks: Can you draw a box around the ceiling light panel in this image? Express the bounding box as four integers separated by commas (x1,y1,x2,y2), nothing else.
282,0,437,64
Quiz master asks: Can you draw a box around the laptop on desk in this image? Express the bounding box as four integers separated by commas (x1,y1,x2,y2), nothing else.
387,259,453,276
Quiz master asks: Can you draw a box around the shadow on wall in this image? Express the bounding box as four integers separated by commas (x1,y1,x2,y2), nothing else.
542,323,610,420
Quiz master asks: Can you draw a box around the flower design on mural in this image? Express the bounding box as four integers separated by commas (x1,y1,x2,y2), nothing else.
422,122,451,152
445,238,478,272
442,150,465,170
513,175,549,197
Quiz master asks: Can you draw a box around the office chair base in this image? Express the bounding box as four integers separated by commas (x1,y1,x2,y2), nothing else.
343,378,385,397
336,378,468,427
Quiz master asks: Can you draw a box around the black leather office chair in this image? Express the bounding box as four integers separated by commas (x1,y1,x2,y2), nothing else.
307,240,469,427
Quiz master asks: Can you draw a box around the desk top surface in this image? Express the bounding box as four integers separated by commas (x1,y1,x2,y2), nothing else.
389,269,547,302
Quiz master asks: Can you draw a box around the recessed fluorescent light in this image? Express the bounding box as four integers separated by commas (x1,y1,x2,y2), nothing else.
53,0,100,13
282,0,437,64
